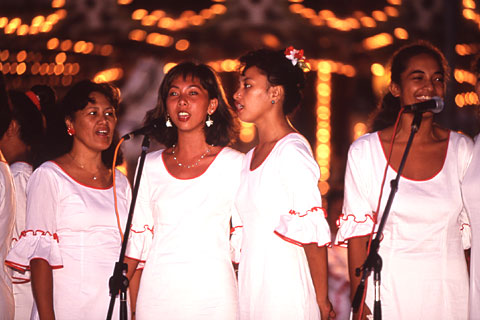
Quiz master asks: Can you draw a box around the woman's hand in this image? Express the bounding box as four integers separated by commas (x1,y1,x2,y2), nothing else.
318,297,336,319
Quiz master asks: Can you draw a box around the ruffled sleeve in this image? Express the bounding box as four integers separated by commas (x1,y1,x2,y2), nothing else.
5,164,63,272
273,135,331,247
230,206,243,264
335,136,376,247
125,156,154,269
456,133,474,250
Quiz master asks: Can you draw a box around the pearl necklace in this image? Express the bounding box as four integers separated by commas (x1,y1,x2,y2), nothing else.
68,153,100,180
171,144,212,169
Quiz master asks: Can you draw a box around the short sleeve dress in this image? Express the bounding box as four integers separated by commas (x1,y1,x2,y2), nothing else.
336,131,472,319
234,133,331,320
6,161,131,320
125,147,243,320
461,134,480,320
9,161,34,320
0,160,15,320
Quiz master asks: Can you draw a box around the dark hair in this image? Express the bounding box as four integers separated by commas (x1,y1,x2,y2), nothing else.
0,73,11,138
8,90,45,166
54,80,122,166
145,62,238,147
238,48,306,115
371,40,450,132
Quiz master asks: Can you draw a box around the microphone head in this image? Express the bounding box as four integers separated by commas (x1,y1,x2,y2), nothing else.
431,96,444,114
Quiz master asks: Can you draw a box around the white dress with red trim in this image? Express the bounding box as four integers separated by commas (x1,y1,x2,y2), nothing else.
10,161,34,320
462,134,480,320
5,161,131,320
234,133,331,320
0,160,15,320
336,131,472,320
125,147,243,320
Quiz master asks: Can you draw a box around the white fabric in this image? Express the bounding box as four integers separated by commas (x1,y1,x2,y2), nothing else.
125,147,243,320
6,161,131,320
462,134,480,320
235,133,331,320
0,160,15,320
10,161,34,320
336,131,473,320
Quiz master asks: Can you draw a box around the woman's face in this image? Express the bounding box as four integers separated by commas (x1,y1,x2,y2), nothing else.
391,53,445,108
165,75,217,134
233,66,274,123
66,91,117,153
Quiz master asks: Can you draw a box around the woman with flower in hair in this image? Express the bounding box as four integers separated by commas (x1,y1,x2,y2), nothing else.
124,62,242,319
233,47,335,320
336,41,472,319
6,80,131,319
462,54,480,319
0,86,57,320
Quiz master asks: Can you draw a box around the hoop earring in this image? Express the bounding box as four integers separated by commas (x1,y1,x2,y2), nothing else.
206,114,213,127
67,127,75,136
166,115,173,128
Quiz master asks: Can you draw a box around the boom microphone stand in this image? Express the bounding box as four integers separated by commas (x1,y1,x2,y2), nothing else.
352,112,423,320
106,135,150,320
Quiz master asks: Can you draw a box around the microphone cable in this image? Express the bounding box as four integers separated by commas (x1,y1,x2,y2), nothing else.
357,107,405,319
112,137,126,242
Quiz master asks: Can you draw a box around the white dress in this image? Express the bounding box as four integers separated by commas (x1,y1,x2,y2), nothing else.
462,134,480,320
0,160,15,320
5,161,131,320
234,133,332,320
336,131,472,320
125,147,243,320
10,161,34,320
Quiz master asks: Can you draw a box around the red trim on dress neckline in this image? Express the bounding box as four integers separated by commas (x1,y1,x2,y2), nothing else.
376,131,450,182
49,161,114,190
249,132,300,171
161,146,226,180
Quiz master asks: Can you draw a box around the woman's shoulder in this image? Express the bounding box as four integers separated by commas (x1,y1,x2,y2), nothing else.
218,146,244,161
276,132,313,154
349,132,378,152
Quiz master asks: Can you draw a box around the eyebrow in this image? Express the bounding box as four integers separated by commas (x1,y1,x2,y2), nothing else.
407,69,443,76
169,84,202,89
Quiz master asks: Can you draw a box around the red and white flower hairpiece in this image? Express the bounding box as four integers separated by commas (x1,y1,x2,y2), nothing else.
284,46,310,71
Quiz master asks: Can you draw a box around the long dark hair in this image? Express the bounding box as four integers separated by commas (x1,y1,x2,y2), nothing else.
145,62,238,147
54,80,123,166
238,48,306,115
0,74,11,138
370,40,450,132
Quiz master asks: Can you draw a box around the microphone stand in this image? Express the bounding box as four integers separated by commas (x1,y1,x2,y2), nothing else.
106,135,150,320
352,112,423,320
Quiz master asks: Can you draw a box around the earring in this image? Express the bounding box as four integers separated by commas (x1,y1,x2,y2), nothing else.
67,127,75,136
166,115,172,128
271,100,275,104
206,114,214,127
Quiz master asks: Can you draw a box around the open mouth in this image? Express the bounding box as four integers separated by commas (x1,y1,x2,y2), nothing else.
178,111,191,121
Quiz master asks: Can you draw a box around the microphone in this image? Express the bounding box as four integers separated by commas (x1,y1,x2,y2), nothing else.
121,118,162,141
402,96,444,114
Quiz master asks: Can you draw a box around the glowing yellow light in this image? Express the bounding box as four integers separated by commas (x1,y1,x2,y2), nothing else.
393,27,408,40
455,94,465,107
16,62,26,75
9,17,21,28
372,10,387,21
319,181,330,195
163,62,177,74
5,23,16,34
83,42,94,54
0,17,8,28
129,29,146,41
117,0,133,4
190,15,205,26
55,52,67,64
2,63,9,74
47,38,59,50
363,33,393,50
262,34,280,48
16,50,27,62
100,44,114,56
71,63,80,75
463,9,476,20
51,0,65,8
360,16,376,27
93,67,124,83
152,10,166,19
46,13,59,24
200,9,214,19
300,8,316,19
175,39,190,51
353,122,368,140
54,64,64,75
158,17,174,29
239,121,256,143
387,0,402,4
115,161,128,177
141,15,158,26
221,59,238,72
74,41,86,53
40,21,53,32
39,63,48,75
132,9,148,20
384,6,399,17
210,4,227,15
31,62,40,74
60,39,72,51
371,63,385,76
32,16,45,27
455,70,465,83
47,63,55,75
463,0,476,9
289,4,304,14
55,9,67,19
29,25,39,34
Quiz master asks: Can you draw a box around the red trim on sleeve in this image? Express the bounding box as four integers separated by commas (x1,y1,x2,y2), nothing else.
124,255,146,263
15,229,59,242
336,213,376,228
130,225,154,234
274,230,331,248
5,258,63,272
289,206,327,218
230,225,243,234
460,223,470,231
